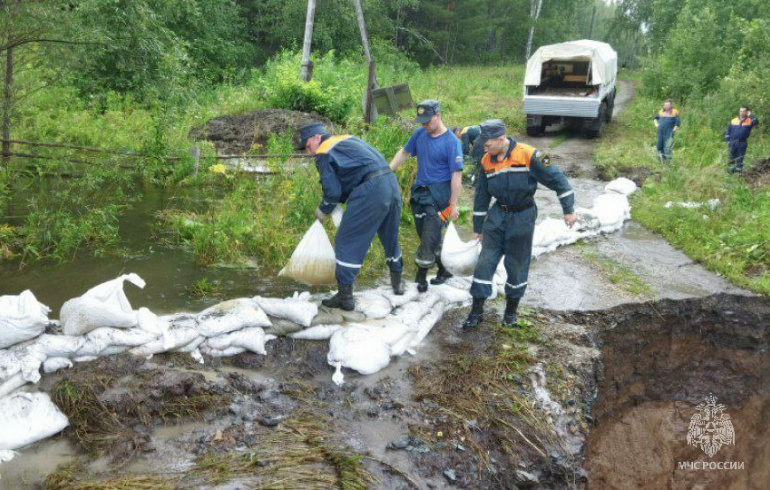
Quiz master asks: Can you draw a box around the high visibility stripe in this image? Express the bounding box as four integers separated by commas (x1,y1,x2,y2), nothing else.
473,211,487,216
487,167,529,179
336,259,362,269
415,258,434,266
316,135,353,155
558,190,574,199
413,213,426,218
505,281,527,290
472,277,493,285
386,254,402,262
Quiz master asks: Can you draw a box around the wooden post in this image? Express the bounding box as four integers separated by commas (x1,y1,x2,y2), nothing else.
300,0,317,82
353,0,372,63
364,61,376,125
2,46,12,167
190,146,200,175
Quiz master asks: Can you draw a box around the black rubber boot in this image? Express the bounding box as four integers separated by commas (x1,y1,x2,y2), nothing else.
391,271,405,296
430,259,453,285
322,283,355,311
502,298,520,328
415,267,429,293
462,298,485,330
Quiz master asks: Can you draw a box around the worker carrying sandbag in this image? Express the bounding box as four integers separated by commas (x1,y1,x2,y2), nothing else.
297,123,404,311
279,221,337,285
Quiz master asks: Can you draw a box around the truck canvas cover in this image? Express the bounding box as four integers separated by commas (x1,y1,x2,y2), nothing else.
525,40,617,86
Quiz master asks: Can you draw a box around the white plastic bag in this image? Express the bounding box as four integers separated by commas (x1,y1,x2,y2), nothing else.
279,221,336,285
196,298,271,337
254,292,318,327
327,325,392,385
60,273,146,336
43,357,73,374
0,290,51,349
204,327,275,356
355,291,393,319
290,324,343,340
331,204,344,228
0,392,69,451
604,177,637,196
441,223,481,277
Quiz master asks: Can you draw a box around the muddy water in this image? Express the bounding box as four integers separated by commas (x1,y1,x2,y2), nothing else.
574,295,770,489
0,184,328,317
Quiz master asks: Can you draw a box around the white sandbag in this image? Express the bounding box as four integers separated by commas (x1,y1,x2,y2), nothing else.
444,276,472,290
0,392,69,451
264,317,304,337
327,325,392,382
290,324,343,340
431,283,472,304
0,373,27,399
331,204,344,228
129,327,200,357
532,218,587,257
604,177,637,196
391,292,441,326
160,312,198,329
29,334,85,359
409,302,446,349
196,298,271,337
78,327,159,358
175,335,206,353
0,449,16,464
204,327,275,356
60,273,145,336
0,348,45,395
254,292,318,327
664,198,721,210
43,357,73,374
279,221,336,285
355,291,393,319
0,290,51,349
73,355,98,363
379,283,420,309
441,223,481,276
583,193,630,233
201,346,246,357
190,348,204,364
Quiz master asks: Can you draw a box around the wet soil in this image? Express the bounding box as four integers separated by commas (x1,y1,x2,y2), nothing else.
562,294,770,490
741,157,770,188
188,109,332,154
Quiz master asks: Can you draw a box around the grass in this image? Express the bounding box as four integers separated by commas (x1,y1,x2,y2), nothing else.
580,247,653,297
595,78,770,294
409,310,556,466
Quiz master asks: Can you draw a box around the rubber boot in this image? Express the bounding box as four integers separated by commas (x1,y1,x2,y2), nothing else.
430,259,453,285
462,298,485,330
322,283,355,311
391,271,405,296
502,298,520,328
415,267,429,293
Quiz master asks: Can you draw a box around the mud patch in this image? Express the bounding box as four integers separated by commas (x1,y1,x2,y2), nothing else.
596,164,651,186
563,294,770,489
742,157,770,188
188,109,332,154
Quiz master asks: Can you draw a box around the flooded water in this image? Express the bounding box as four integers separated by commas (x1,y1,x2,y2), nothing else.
0,183,332,317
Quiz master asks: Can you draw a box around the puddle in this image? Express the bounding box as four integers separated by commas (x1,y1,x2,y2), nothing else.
0,438,77,488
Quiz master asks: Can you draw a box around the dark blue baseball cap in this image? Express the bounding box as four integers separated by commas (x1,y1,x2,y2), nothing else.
414,100,441,124
297,123,330,149
479,119,506,139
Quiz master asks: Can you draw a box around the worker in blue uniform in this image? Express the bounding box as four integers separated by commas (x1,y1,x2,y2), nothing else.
462,119,577,330
298,123,404,311
653,100,680,161
390,100,463,292
725,106,759,174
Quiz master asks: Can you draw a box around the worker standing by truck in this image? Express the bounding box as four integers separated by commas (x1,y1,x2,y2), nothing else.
653,100,680,162
725,106,759,174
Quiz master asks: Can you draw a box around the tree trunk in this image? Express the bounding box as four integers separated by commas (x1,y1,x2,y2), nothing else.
2,46,11,167
525,0,544,60
299,0,316,82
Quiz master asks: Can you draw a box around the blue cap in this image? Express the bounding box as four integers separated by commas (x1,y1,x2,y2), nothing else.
479,119,506,139
414,100,441,124
297,123,330,149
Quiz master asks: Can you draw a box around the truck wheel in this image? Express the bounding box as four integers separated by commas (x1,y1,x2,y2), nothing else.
527,125,543,137
585,103,606,138
605,99,613,123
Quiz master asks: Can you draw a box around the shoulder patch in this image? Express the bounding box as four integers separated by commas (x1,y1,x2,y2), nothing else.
535,150,551,166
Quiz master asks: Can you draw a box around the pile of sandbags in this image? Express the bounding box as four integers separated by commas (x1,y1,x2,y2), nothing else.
0,291,51,349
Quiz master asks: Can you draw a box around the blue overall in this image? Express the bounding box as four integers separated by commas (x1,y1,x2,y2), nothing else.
725,116,759,172
654,109,680,160
314,135,403,285
403,128,463,269
470,139,574,300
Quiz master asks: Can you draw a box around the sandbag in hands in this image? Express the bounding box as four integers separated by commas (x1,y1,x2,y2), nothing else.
440,222,481,277
279,221,336,285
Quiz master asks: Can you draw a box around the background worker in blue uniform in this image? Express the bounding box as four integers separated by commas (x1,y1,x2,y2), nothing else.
390,100,463,292
653,100,680,161
453,124,487,175
299,123,404,311
462,119,577,330
725,106,759,174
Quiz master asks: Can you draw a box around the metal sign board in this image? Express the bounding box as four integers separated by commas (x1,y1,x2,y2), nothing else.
371,83,414,115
